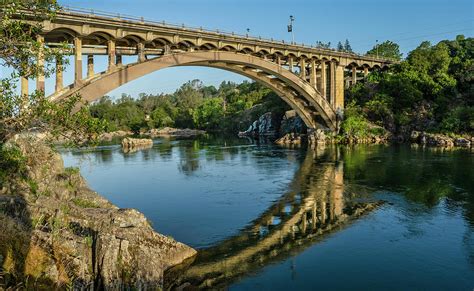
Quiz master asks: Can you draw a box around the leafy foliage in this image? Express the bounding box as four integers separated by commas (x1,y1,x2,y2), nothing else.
0,0,106,145
366,40,403,60
347,36,473,136
89,80,290,133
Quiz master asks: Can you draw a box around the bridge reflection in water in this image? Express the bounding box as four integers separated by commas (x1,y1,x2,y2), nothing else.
164,146,382,290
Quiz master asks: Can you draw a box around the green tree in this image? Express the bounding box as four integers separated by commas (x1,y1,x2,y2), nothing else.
344,39,353,52
193,97,225,129
0,0,106,145
366,40,403,60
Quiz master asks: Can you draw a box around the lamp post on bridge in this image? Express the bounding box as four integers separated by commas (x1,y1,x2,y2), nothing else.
288,15,295,44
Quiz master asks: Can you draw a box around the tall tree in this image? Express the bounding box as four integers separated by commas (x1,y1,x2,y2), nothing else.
337,41,344,51
366,40,403,60
344,39,353,52
0,0,105,145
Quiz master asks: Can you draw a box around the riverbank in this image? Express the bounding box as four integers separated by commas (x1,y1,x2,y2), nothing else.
0,135,196,289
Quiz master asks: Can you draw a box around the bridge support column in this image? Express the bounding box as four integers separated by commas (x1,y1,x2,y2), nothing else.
87,55,94,78
21,76,28,98
320,60,327,99
288,56,294,73
363,67,369,78
55,56,63,92
137,42,146,62
74,37,82,86
299,58,306,79
312,203,317,229
310,59,317,88
329,61,336,105
276,55,281,66
116,55,122,67
335,65,345,110
352,67,357,85
36,35,45,92
107,39,116,71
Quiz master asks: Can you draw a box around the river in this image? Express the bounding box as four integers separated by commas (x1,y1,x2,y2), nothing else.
60,135,474,290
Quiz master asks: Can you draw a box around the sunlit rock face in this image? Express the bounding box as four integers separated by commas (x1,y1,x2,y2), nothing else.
0,136,196,289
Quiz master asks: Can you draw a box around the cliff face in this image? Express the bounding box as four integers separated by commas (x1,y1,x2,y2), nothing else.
0,135,196,289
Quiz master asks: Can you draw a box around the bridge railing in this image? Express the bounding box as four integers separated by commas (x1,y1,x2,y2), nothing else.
59,5,397,63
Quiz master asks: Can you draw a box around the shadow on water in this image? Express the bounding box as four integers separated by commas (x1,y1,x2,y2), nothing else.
164,146,383,290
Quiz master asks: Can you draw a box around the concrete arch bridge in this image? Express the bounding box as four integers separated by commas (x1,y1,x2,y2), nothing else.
21,7,394,132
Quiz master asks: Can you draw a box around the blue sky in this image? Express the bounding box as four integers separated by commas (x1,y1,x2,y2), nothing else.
4,0,474,98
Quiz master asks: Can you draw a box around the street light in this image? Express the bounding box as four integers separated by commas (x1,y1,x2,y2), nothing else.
376,39,379,58
288,15,295,44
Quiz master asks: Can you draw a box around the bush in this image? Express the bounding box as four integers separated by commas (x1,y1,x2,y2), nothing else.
0,144,26,187
439,106,474,133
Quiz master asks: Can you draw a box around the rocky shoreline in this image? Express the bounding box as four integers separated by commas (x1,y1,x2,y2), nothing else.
0,135,196,289
243,111,472,149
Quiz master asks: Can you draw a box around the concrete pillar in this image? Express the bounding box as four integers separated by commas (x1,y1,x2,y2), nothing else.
87,55,94,78
352,67,357,85
116,54,122,67
320,60,327,99
163,44,170,55
310,59,317,87
335,65,345,110
55,56,63,92
329,61,336,105
36,35,45,92
363,67,369,78
288,56,293,73
137,42,145,62
107,39,116,71
74,37,82,86
276,55,281,66
21,76,28,97
299,58,306,79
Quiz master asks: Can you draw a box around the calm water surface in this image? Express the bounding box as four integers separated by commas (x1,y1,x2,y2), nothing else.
61,135,474,290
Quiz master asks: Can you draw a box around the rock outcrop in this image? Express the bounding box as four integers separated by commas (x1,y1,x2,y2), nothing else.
121,137,153,153
0,135,196,289
238,112,278,137
410,131,472,148
275,132,303,146
279,110,306,136
98,130,133,142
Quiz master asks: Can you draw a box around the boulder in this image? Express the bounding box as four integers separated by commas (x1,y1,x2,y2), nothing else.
121,137,153,153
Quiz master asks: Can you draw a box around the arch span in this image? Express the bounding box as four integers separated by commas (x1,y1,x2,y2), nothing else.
52,51,337,130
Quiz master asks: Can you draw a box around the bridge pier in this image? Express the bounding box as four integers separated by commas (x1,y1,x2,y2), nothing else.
74,37,82,86
310,60,317,87
335,65,344,110
21,76,28,97
137,42,146,62
320,60,327,99
299,58,306,79
55,56,63,92
116,55,123,67
288,56,294,73
352,67,357,85
36,35,45,92
329,61,336,105
107,39,116,71
364,67,369,78
87,55,94,78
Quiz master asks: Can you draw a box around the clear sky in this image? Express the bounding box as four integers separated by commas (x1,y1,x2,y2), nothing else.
5,0,474,98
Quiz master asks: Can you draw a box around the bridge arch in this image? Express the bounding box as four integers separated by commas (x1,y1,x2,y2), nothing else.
51,51,337,130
